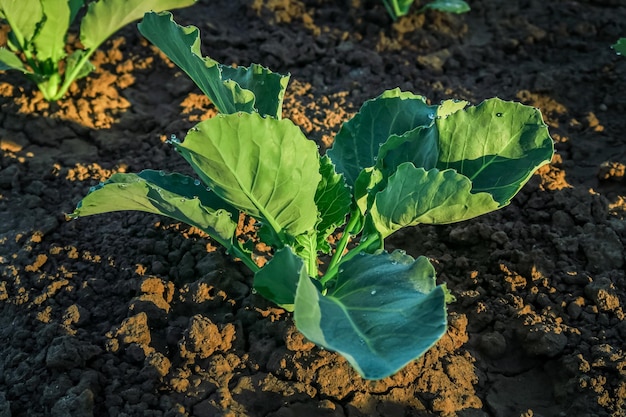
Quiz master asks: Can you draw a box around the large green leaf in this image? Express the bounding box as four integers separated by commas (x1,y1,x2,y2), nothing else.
366,164,499,238
294,250,447,380
327,88,437,187
80,0,195,51
33,0,70,64
69,170,238,248
0,0,43,49
435,98,554,205
253,246,304,311
138,11,288,118
174,113,321,237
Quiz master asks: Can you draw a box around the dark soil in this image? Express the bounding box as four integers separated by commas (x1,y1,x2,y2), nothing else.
1,0,626,416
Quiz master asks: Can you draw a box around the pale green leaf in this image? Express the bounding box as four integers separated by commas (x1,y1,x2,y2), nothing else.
367,164,500,238
254,246,305,311
294,250,447,380
327,88,437,188
435,98,554,205
33,0,70,63
80,0,195,51
437,98,468,118
294,231,318,274
69,170,238,247
174,113,321,237
0,0,43,49
0,47,30,72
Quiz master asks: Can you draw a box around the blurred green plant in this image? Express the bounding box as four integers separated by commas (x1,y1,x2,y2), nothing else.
381,0,470,20
0,0,195,101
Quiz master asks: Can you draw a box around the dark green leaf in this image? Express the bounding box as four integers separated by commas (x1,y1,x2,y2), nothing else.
69,0,85,24
420,0,470,14
139,11,288,118
294,250,447,380
253,246,304,311
377,124,439,176
327,88,437,188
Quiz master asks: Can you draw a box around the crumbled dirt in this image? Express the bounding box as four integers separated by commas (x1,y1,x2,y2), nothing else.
1,0,626,416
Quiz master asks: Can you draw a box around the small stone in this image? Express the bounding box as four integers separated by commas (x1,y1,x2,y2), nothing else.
51,389,94,417
522,326,567,358
585,277,621,312
478,331,507,358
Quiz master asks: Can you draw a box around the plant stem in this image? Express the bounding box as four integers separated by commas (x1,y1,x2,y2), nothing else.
52,48,95,101
326,209,359,272
229,241,260,273
38,72,61,101
320,233,380,286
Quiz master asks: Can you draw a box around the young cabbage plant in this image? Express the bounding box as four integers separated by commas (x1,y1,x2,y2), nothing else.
70,13,554,380
381,0,470,20
0,0,195,101
71,96,553,380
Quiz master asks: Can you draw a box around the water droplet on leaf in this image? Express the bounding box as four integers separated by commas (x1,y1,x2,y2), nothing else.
496,112,503,117
370,290,377,295
194,179,201,186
